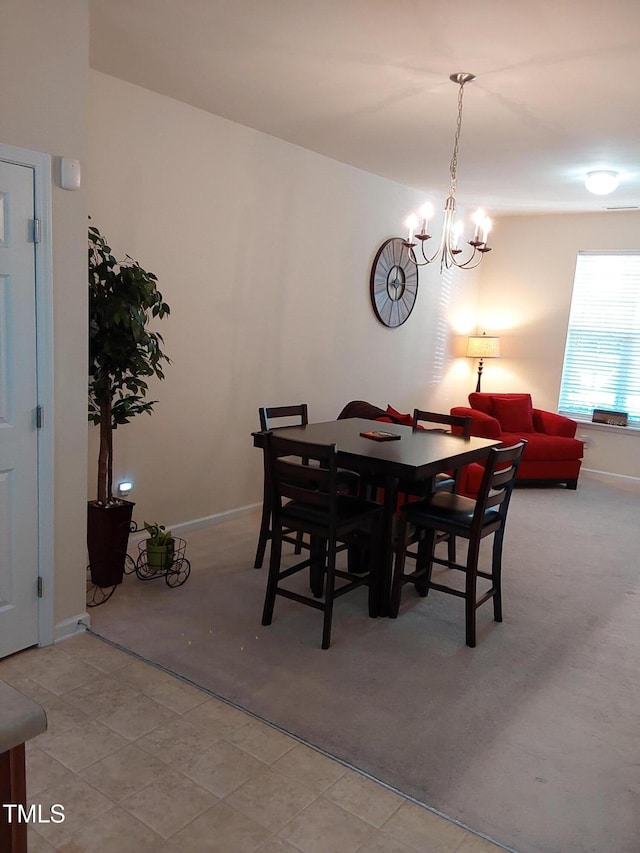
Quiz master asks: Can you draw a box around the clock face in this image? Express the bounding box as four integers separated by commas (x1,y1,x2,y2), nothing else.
370,238,418,328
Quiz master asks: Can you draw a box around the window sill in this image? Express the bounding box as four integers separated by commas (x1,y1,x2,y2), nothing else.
569,418,640,436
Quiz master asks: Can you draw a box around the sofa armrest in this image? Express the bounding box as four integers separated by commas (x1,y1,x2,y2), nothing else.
451,406,502,439
532,409,577,438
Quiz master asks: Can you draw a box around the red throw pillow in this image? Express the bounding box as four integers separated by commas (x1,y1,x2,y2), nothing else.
386,405,414,426
492,396,534,433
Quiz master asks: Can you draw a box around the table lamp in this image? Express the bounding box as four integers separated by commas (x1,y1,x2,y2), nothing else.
466,332,500,392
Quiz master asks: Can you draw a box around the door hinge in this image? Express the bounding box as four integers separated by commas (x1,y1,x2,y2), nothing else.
37,577,43,598
36,405,44,429
30,218,40,243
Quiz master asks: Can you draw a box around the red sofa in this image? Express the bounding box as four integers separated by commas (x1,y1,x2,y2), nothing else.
451,393,584,497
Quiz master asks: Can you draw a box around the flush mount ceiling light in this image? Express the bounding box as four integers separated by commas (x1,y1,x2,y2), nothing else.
402,72,492,273
585,170,619,195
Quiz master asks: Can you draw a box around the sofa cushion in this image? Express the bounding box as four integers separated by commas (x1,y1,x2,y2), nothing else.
492,395,534,433
468,393,493,415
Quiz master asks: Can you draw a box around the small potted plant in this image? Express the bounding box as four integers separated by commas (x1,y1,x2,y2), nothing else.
143,522,175,573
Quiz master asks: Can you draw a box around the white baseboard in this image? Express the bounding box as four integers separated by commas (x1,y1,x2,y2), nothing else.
54,613,90,643
128,502,260,546
582,467,640,483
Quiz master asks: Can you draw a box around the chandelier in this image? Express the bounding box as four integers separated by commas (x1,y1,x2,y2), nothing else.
403,72,492,272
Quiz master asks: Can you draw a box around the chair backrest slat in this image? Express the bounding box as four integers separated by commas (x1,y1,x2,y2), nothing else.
275,457,332,509
259,404,308,432
413,409,472,438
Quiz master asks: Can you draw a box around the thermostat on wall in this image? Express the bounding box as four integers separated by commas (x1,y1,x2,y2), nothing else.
59,157,81,191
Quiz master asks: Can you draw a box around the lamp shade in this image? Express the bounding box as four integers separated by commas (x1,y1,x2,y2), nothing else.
466,334,500,359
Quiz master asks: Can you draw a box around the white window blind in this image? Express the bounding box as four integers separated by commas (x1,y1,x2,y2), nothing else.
559,251,640,425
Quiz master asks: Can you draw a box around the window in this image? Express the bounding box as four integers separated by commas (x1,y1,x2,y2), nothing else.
559,251,640,426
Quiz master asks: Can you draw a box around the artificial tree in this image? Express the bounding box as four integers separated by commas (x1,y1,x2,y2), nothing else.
88,222,171,585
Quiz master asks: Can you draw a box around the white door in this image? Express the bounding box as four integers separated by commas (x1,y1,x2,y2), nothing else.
0,160,39,658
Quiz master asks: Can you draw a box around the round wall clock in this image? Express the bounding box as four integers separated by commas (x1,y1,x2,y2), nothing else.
370,238,418,328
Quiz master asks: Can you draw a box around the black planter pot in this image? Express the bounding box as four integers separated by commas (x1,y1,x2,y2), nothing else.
87,500,135,587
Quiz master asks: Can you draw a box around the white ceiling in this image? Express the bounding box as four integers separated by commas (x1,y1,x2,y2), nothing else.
89,0,640,215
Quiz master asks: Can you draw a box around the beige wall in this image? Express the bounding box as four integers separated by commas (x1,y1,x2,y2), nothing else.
87,71,482,526
477,210,640,478
0,0,89,630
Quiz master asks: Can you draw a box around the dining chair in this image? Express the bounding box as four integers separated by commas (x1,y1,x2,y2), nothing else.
397,410,473,564
254,405,359,568
261,433,383,649
390,441,526,647
412,409,472,494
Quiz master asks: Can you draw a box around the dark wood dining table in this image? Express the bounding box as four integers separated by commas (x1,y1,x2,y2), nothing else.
252,417,500,616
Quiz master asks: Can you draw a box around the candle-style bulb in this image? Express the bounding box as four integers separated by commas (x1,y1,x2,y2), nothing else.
451,220,464,249
405,213,418,243
472,208,486,241
418,202,434,235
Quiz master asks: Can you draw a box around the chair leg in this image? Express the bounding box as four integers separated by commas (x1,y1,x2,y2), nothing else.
254,481,272,569
447,534,457,563
414,529,437,597
309,536,326,598
321,543,337,650
261,532,282,626
390,513,410,618
464,541,481,648
294,530,305,555
492,528,505,623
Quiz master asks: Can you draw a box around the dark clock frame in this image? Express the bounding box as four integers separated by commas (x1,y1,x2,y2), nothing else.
370,238,418,328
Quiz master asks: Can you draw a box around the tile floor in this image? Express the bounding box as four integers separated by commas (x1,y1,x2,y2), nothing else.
0,632,513,853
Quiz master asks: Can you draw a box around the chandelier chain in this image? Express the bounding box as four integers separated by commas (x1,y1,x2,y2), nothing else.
448,81,465,200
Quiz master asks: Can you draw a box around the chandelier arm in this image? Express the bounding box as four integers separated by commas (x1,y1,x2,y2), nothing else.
421,228,448,265
403,227,448,267
449,247,484,270
404,238,489,270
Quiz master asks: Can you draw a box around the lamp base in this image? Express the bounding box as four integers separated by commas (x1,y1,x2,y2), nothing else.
475,358,484,393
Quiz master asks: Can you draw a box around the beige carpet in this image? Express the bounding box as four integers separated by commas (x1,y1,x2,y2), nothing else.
90,472,640,853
